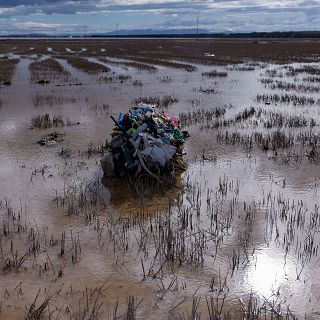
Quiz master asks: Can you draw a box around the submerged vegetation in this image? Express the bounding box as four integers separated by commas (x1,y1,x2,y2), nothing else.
62,56,111,74
255,93,320,105
32,94,77,107
0,57,20,84
121,55,197,72
261,79,320,93
202,70,228,78
31,113,64,128
0,39,320,319
29,58,72,83
98,57,158,71
133,95,178,108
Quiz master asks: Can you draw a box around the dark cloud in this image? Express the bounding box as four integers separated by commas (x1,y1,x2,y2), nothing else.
0,0,210,14
0,0,319,33
1,0,315,14
0,0,91,15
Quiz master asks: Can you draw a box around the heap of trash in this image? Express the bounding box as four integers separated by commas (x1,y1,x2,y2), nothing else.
101,103,189,180
37,132,64,146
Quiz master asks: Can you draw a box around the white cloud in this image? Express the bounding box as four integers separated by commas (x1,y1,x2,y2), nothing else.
1,0,320,33
15,21,78,30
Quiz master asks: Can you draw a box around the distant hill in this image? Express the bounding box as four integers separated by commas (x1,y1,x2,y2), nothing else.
103,28,208,36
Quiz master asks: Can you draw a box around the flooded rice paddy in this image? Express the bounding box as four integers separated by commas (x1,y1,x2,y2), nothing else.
0,39,320,319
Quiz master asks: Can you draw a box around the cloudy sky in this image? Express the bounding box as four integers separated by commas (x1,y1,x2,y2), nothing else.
0,0,319,35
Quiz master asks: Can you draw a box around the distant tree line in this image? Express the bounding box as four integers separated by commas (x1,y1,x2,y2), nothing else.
218,31,320,39
91,31,320,39
2,31,320,39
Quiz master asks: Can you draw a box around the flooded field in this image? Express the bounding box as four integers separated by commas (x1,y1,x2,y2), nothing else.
1,39,320,319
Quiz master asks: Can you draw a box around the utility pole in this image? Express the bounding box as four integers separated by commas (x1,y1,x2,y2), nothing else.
196,17,199,40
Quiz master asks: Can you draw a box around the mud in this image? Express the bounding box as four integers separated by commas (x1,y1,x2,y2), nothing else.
0,39,320,319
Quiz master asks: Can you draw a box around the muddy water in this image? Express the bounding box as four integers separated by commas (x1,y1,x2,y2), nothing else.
0,51,320,319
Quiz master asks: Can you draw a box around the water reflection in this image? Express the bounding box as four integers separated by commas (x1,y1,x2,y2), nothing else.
246,247,291,298
102,173,183,216
1,51,320,318
1,119,17,134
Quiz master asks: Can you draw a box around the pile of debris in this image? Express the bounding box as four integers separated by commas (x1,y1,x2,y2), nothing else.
37,132,64,146
101,103,189,180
